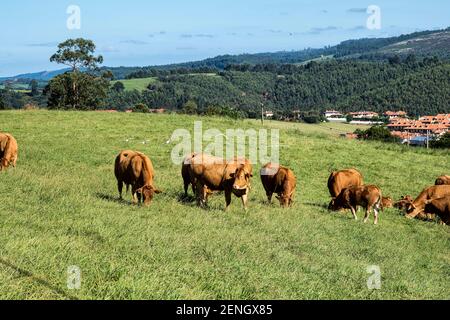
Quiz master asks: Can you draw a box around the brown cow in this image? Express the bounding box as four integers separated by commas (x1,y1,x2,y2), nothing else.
327,168,363,208
381,196,393,211
189,153,253,210
424,196,450,225
435,175,450,186
0,133,18,171
329,185,382,224
182,153,214,198
406,185,450,219
114,150,161,206
260,163,297,208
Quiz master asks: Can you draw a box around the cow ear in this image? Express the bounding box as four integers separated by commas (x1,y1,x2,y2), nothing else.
136,187,143,194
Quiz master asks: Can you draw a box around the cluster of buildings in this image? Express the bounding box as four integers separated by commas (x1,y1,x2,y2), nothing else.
325,109,450,147
388,113,450,146
324,110,383,124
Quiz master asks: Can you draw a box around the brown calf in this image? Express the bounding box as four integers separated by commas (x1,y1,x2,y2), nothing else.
329,185,382,224
260,163,297,208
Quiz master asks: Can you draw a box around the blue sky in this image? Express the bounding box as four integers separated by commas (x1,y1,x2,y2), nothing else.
0,0,449,76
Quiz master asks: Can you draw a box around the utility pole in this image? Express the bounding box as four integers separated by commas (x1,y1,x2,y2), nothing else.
426,130,430,149
261,92,269,126
261,103,264,126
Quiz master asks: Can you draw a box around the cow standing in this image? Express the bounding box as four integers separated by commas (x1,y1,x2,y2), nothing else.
260,163,297,208
114,150,161,206
406,185,450,220
188,153,253,210
327,168,363,208
329,185,382,224
0,133,18,171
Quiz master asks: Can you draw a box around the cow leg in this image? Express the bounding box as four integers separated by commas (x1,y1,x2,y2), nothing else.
131,186,138,204
267,192,273,204
118,181,124,199
373,208,379,225
350,206,358,220
241,192,249,211
195,181,206,207
225,190,232,211
183,182,189,197
364,206,372,223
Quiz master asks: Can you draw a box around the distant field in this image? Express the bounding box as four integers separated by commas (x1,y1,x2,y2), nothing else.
0,110,449,300
111,74,219,92
111,77,158,91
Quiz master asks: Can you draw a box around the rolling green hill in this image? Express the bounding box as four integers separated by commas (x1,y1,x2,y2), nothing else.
2,27,449,83
0,110,448,299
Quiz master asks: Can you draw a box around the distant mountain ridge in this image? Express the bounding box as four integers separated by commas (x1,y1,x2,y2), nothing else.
1,27,449,82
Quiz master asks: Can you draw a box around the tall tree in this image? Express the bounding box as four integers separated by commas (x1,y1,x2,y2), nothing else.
50,38,103,72
46,39,108,109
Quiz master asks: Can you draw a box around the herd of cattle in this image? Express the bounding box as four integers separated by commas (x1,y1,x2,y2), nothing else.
1,132,449,225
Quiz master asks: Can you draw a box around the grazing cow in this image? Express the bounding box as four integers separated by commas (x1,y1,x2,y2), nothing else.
394,195,413,211
381,196,393,211
329,185,382,224
114,150,161,206
424,196,450,225
189,153,253,210
406,185,450,219
0,133,18,171
260,163,297,208
327,168,363,208
435,175,450,186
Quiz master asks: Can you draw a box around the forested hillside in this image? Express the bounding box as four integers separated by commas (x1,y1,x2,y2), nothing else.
104,57,449,117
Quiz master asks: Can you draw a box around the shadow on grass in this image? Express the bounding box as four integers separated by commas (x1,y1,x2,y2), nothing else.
304,202,329,210
95,193,132,205
0,257,79,300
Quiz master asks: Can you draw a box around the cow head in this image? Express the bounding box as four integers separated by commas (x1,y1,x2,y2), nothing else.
405,202,423,219
394,195,413,210
328,198,340,211
276,193,293,208
230,166,252,192
136,185,162,206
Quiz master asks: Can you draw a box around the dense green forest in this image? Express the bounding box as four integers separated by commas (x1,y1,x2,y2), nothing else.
102,56,449,117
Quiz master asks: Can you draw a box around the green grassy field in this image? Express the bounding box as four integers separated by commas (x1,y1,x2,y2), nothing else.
111,77,158,91
0,110,449,300
111,74,219,92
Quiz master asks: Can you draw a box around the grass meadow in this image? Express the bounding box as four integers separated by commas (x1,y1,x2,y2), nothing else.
111,77,158,91
0,110,449,300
